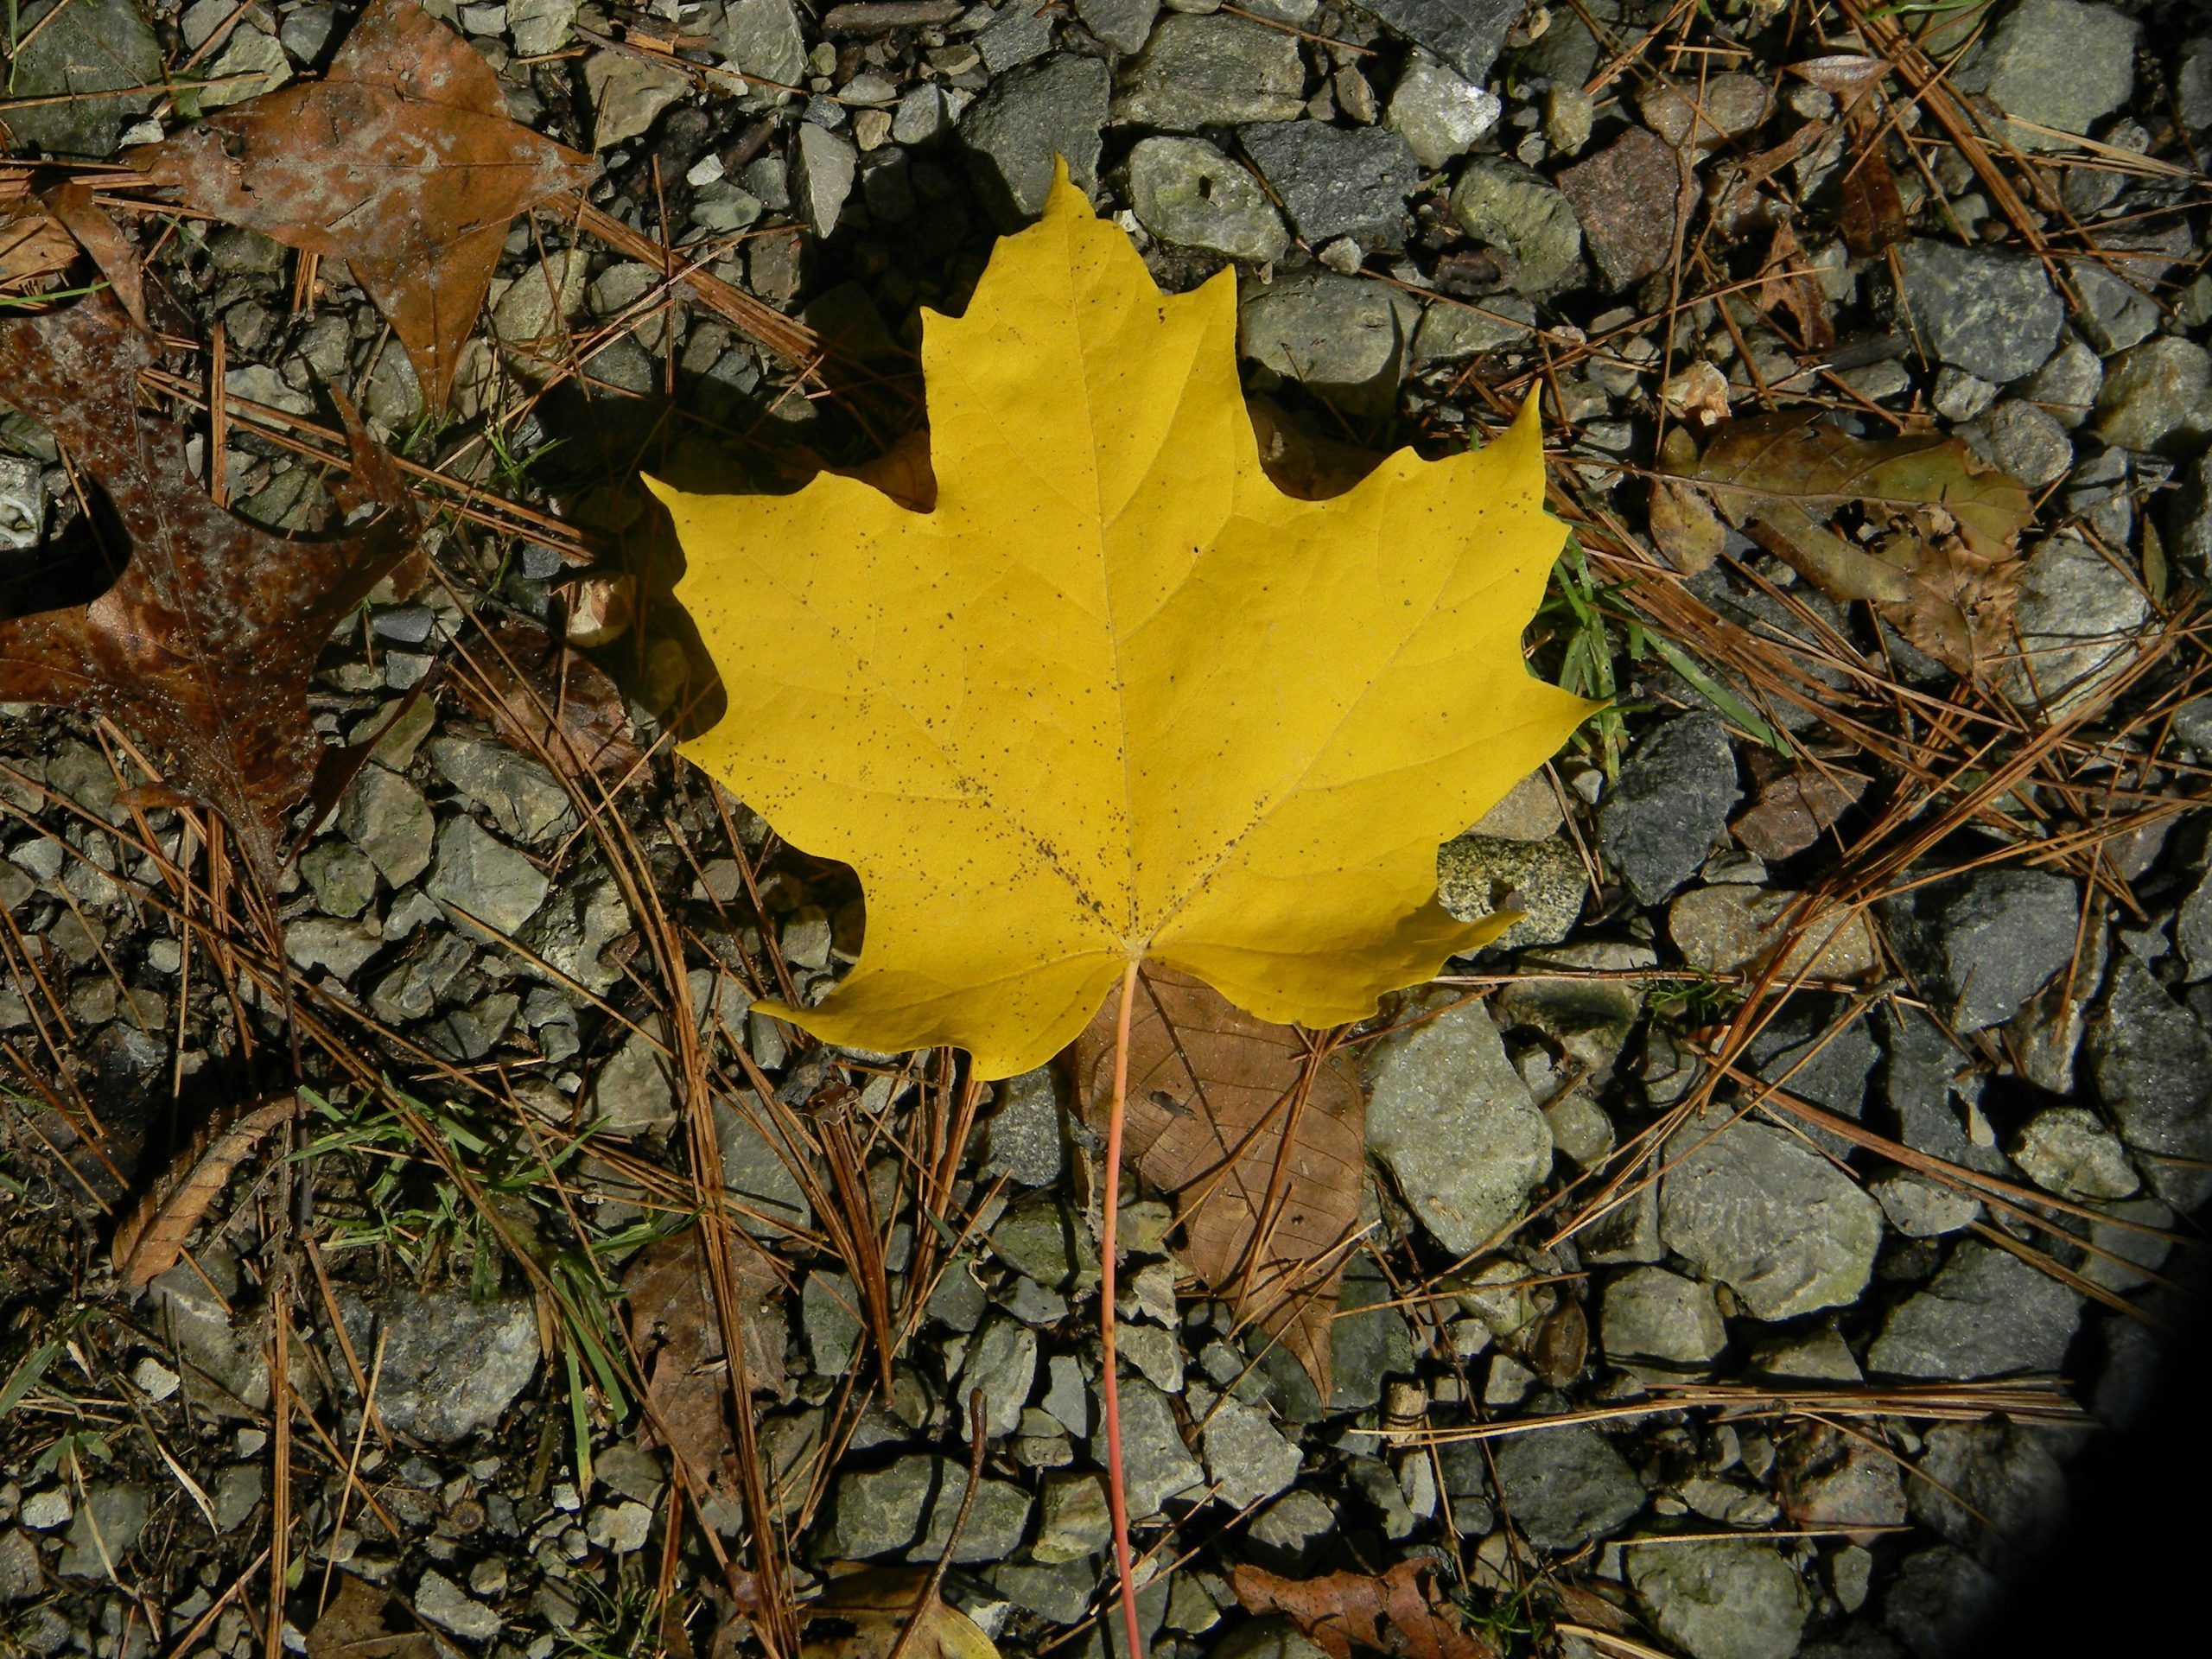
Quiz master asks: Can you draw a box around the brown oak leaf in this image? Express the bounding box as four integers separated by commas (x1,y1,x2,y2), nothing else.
129,0,594,410
1072,965,1365,1402
1230,1560,1496,1659
0,292,416,887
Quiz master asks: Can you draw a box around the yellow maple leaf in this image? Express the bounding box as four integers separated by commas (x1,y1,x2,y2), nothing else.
650,169,1595,1079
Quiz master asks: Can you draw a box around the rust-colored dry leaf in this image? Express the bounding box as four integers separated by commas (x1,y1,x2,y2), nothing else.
1756,219,1834,353
1668,410,2031,677
0,202,78,295
128,0,594,410
307,1573,438,1659
0,292,415,886
1838,103,1907,258
111,1096,296,1288
1230,1560,1496,1659
1072,966,1363,1402
43,181,148,330
625,1226,788,1498
454,614,645,781
799,1568,1000,1659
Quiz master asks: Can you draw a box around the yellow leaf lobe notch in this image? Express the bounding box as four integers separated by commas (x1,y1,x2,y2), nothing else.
652,166,1595,1078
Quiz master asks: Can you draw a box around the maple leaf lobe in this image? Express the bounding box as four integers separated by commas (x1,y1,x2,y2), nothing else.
655,169,1594,1077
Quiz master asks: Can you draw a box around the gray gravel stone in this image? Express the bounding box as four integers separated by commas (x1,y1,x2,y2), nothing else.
1110,15,1306,130
1489,1424,1644,1551
803,1271,862,1376
2010,1105,2136,1199
959,1315,1039,1439
1867,1241,2082,1380
1411,291,1536,362
2093,337,2212,455
1890,241,2063,385
1929,869,2081,1034
1074,0,1160,51
1104,1376,1206,1516
340,765,435,888
1999,535,2150,717
429,735,575,846
56,1484,149,1579
1387,52,1501,168
1970,399,2072,488
1127,137,1289,261
1660,1110,1882,1320
2022,331,2101,428
2071,261,2160,354
960,54,1109,224
1239,122,1419,246
413,1569,502,1643
1598,714,1740,905
336,1290,540,1443
508,0,578,55
1033,1469,1111,1562
1246,1489,1337,1570
1868,1170,1981,1237
585,49,688,149
1881,1546,2002,1659
1434,832,1586,949
1198,1394,1302,1508
1909,1421,2069,1569
792,121,858,237
1356,0,1522,82
1626,1539,1810,1659
590,1015,679,1135
1449,157,1585,297
823,1454,1031,1562
1362,991,1552,1255
1955,0,2139,152
1238,270,1414,419
718,0,806,86
4,0,162,156
981,1067,1065,1185
1601,1268,1726,1371
427,816,548,939
2087,952,2212,1208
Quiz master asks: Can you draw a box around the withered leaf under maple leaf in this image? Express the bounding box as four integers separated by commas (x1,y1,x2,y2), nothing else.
1072,966,1364,1402
129,0,594,411
0,291,415,887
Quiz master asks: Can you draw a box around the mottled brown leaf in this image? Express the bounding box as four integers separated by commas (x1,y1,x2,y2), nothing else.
1229,1560,1496,1659
1666,410,2032,677
798,1568,1000,1659
454,614,645,782
0,292,415,886
1757,219,1834,353
128,0,594,410
0,202,77,295
306,1573,437,1659
111,1095,296,1288
625,1225,788,1500
1072,966,1364,1402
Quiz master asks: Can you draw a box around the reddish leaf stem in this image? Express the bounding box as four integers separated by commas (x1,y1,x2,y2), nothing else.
1100,957,1145,1659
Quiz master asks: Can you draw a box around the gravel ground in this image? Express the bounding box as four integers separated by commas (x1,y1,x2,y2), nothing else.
3,3,2211,1659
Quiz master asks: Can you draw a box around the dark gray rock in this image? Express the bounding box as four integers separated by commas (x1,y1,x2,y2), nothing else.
1660,1110,1881,1319
1239,122,1419,246
1597,715,1740,904
1329,1258,1414,1413
2093,337,2212,456
3,0,162,156
1198,1393,1301,1508
1880,1006,2009,1179
821,1455,1032,1562
426,816,550,938
1954,0,2138,152
1746,993,1878,1120
1488,1424,1644,1551
1599,1267,1726,1371
2087,953,2212,1208
1109,14,1306,130
1925,869,2082,1034
1386,50,1501,168
1100,1376,1205,1517
1908,1422,2069,1569
1867,1242,2082,1380
429,735,575,846
981,1066,1065,1185
1238,269,1414,419
1355,0,1523,82
1448,156,1585,296
960,54,1109,224
1890,241,2063,385
1626,1539,1810,1659
1246,1489,1338,1570
1073,0,1160,53
57,1484,149,1579
1882,1547,2003,1659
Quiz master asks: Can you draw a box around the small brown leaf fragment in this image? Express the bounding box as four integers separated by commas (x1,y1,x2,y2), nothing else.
1757,219,1834,353
625,1225,788,1500
42,182,147,331
453,615,646,783
1730,767,1869,861
307,1573,438,1659
1837,99,1907,257
128,0,594,410
1533,1297,1588,1386
1229,1561,1496,1659
1663,410,2032,677
798,1567,1001,1659
112,1096,298,1288
1071,966,1364,1403
0,203,79,296
0,292,415,888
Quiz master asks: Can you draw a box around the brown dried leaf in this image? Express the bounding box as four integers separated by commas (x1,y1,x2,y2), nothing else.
111,1096,297,1288
799,1568,1000,1659
129,0,594,410
1838,101,1908,257
625,1225,788,1497
0,203,78,295
1229,1560,1496,1659
0,292,415,887
1757,219,1834,353
1667,410,2032,676
1071,966,1363,1402
453,615,646,782
43,182,147,331
307,1574,438,1659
